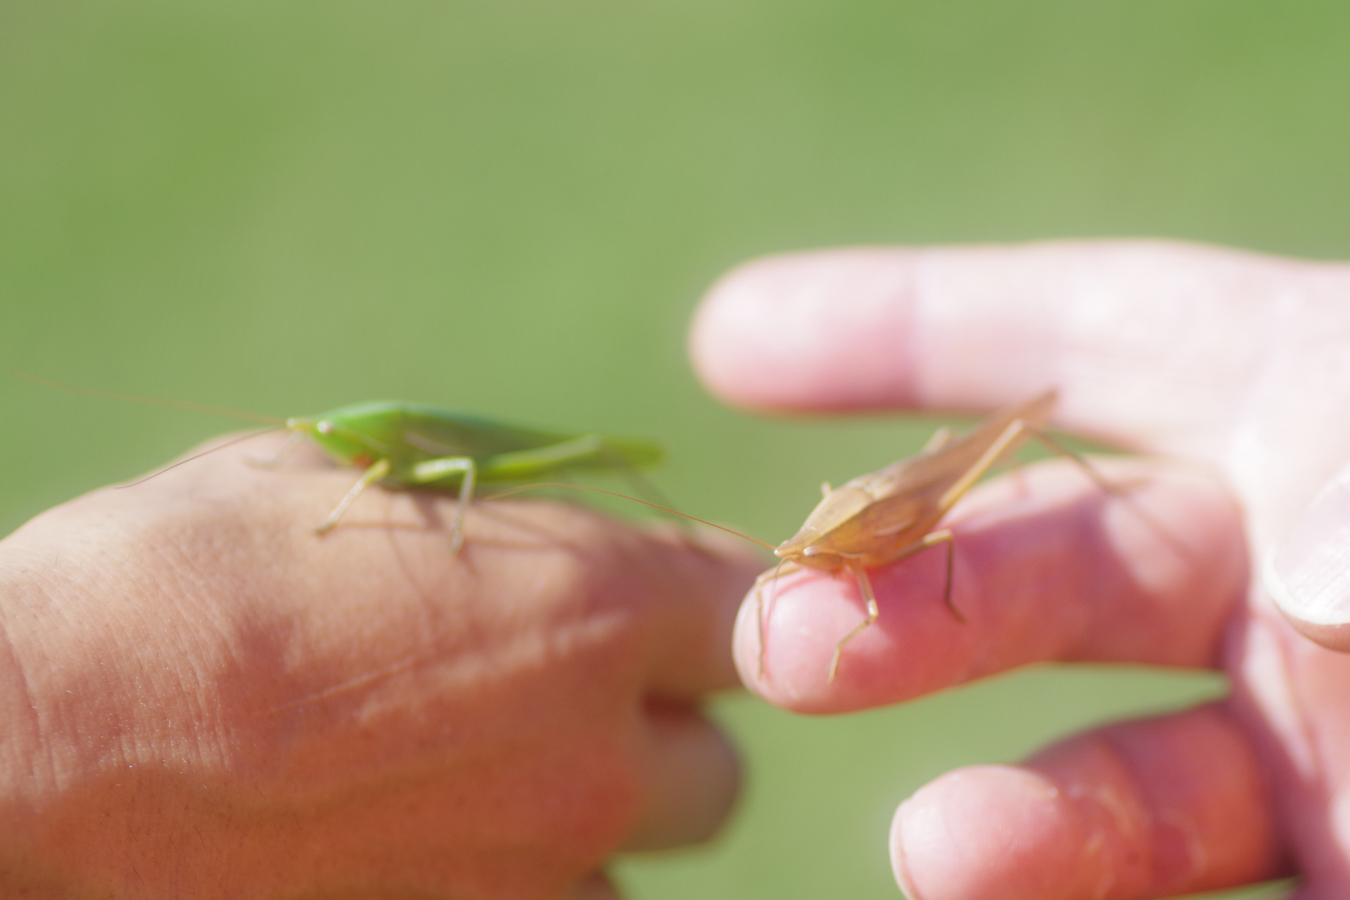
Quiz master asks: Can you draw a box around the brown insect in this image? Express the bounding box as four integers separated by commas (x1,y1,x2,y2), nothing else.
756,389,1116,682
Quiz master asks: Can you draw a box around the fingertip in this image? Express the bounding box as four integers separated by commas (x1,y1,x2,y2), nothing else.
731,562,968,713
732,569,853,707
689,248,920,411
891,766,1080,900
891,705,1282,900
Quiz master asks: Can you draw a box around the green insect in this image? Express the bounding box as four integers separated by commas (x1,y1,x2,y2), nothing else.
18,373,665,553
284,402,663,551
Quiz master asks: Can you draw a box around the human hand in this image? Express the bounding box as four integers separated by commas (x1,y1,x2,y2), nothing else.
0,436,759,899
691,240,1350,899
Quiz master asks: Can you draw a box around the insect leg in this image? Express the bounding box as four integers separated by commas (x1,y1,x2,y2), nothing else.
1023,428,1123,495
449,460,476,556
828,529,961,681
410,456,477,555
752,560,799,678
934,420,1032,514
829,564,880,683
474,434,605,475
474,435,686,528
921,425,955,454
315,458,392,534
941,416,1120,510
515,436,683,526
1026,427,1193,559
919,529,961,621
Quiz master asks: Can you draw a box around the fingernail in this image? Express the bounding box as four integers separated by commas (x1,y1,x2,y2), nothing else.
1266,466,1350,626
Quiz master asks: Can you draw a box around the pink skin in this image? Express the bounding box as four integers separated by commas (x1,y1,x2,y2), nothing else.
691,240,1350,899
0,439,760,899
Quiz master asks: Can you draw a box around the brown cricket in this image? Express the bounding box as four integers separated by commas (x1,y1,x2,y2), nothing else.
757,389,1116,682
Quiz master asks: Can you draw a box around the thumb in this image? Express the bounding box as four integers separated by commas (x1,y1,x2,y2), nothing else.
1266,458,1350,650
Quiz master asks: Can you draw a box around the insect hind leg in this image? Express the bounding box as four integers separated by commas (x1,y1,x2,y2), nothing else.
921,425,955,454
410,456,477,555
1023,427,1126,496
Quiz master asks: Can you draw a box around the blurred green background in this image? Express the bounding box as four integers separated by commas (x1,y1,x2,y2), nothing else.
2,0,1344,897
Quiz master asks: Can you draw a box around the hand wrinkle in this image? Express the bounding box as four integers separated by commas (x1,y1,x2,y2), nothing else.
0,596,54,799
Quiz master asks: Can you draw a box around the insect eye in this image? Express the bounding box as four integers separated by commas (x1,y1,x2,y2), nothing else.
803,546,819,557
317,421,334,435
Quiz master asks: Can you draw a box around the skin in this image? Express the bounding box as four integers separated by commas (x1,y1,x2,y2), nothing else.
0,438,761,899
690,239,1350,900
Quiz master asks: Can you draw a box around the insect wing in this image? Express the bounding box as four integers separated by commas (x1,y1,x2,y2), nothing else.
393,405,565,459
870,389,1058,503
951,390,1056,457
777,390,1059,569
318,403,563,461
825,458,955,563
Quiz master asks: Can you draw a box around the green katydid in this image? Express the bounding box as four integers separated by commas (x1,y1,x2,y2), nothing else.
17,373,666,554
279,402,667,553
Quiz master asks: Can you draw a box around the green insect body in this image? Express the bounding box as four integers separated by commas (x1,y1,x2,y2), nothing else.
284,401,664,551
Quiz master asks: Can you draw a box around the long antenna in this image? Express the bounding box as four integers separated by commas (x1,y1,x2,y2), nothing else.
115,427,286,489
486,481,776,550
14,371,287,427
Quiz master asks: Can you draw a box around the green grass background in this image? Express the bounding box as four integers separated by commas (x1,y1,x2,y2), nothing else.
2,1,1345,897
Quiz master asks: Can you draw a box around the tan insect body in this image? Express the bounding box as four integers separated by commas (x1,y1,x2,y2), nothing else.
758,390,1108,682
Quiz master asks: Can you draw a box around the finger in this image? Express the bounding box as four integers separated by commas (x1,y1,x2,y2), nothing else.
690,241,1346,451
737,456,1245,713
690,247,924,413
620,703,740,851
891,705,1284,900
689,241,1296,428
